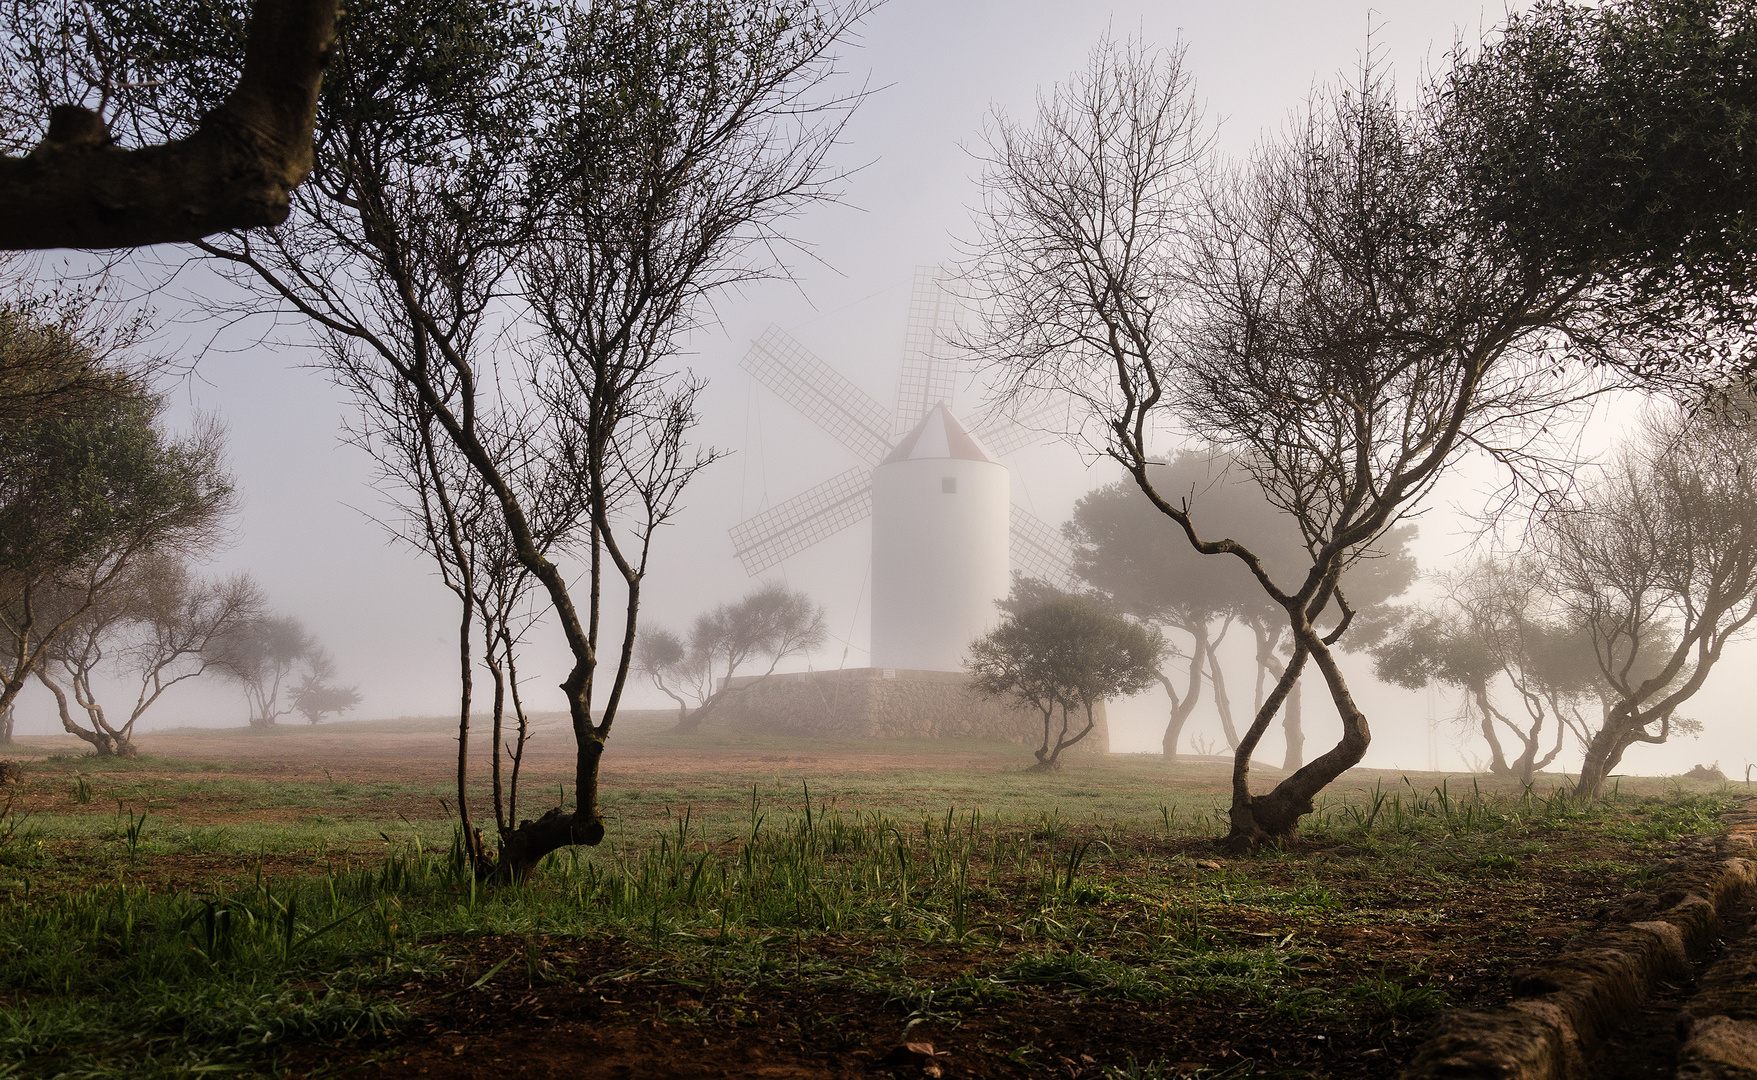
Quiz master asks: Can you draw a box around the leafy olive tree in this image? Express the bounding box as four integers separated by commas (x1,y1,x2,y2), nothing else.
31,556,262,756
1373,557,1601,785
968,578,1164,770
636,584,827,731
1443,0,1757,381
0,297,157,433
1,374,234,725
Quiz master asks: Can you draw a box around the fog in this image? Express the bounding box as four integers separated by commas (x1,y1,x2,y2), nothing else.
11,0,1753,782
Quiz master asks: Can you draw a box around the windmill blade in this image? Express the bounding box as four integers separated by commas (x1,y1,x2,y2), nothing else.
742,325,893,466
729,467,873,576
1009,504,1075,589
975,399,1070,458
893,266,963,437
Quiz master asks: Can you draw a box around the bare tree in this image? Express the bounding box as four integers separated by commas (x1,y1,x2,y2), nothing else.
967,39,1598,849
638,584,828,732
346,367,577,875
1540,402,1757,798
65,0,877,881
31,556,261,755
205,612,343,727
0,0,336,249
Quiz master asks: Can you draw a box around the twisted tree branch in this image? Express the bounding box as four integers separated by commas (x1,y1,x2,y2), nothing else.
0,0,336,250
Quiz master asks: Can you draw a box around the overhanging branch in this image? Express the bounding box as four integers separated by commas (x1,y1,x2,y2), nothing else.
0,0,336,250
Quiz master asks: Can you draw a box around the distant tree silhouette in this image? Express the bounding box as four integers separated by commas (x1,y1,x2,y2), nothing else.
637,584,827,732
32,556,261,756
292,678,362,724
1540,400,1757,797
206,612,351,727
1374,557,1602,785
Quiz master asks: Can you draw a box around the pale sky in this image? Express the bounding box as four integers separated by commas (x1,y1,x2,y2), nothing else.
15,1,1754,781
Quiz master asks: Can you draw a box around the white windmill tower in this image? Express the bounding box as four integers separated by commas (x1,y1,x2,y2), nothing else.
728,267,1073,674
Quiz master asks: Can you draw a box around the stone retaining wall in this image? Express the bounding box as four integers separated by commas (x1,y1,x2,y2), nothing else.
1399,802,1757,1080
708,667,1109,755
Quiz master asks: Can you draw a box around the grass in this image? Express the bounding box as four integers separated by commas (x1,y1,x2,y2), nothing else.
0,738,1744,1078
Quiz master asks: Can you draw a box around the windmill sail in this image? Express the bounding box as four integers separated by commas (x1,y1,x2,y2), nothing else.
974,399,1069,458
893,266,962,438
729,467,874,576
741,326,893,467
1009,504,1075,589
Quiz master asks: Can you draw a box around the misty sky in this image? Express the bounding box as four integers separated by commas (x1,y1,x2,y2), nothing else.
15,0,1754,780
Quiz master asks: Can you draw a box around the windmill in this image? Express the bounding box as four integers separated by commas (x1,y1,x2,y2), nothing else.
728,267,1073,672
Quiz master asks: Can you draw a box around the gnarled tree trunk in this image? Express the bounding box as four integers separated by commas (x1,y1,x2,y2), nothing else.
1222,624,1371,852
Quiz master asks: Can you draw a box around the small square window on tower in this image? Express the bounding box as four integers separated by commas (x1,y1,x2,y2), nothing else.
941,476,957,494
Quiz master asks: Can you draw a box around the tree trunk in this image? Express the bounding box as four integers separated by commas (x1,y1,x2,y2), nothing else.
1463,687,1510,775
1509,719,1542,787
1279,678,1303,771
0,704,12,745
1253,624,1303,770
37,669,130,756
1031,701,1055,764
1158,630,1207,759
0,0,337,250
1038,700,1096,771
1577,715,1638,800
1530,701,1568,780
494,737,605,883
1209,646,1239,750
674,697,717,732
1221,628,1371,853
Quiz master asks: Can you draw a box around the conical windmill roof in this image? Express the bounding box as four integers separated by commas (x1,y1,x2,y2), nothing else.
881,404,997,465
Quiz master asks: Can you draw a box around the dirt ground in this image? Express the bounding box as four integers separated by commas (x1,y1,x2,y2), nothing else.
7,715,1075,789
5,718,1745,1079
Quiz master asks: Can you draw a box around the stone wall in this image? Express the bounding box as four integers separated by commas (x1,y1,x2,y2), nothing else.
710,667,1108,755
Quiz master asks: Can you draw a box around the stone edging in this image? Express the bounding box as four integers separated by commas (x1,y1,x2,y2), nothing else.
1398,805,1757,1080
